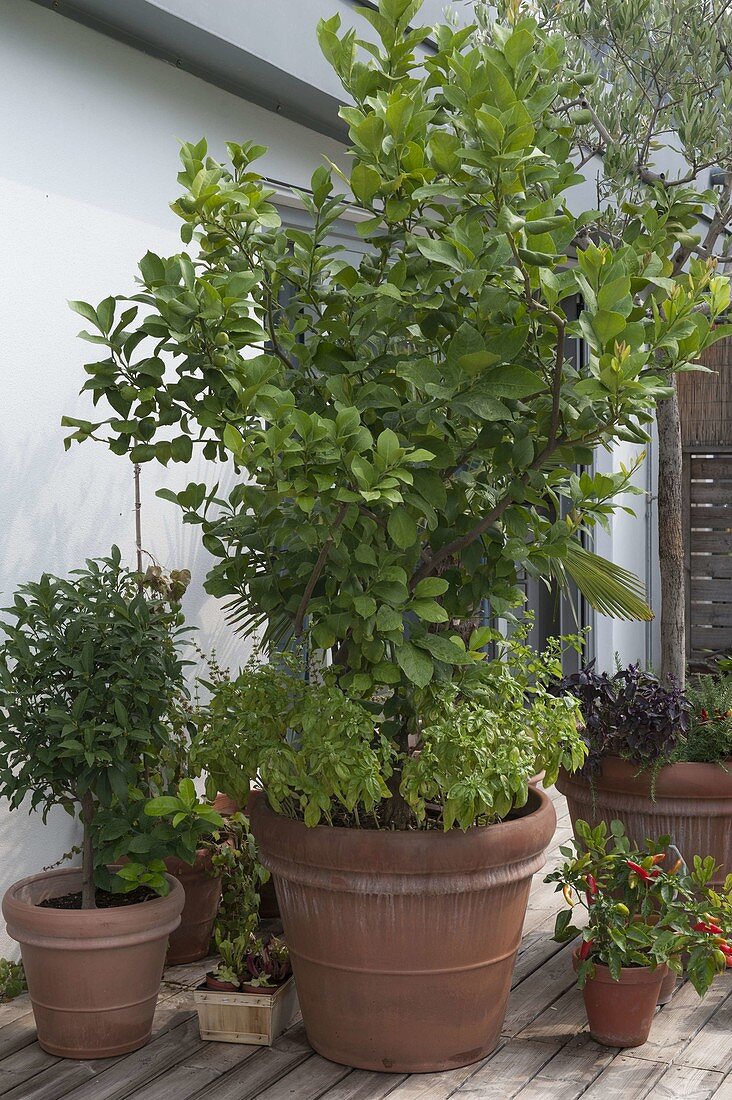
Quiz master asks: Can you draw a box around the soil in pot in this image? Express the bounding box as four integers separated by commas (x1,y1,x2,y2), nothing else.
573,948,666,1047
557,757,732,884
250,786,556,1073
165,849,222,966
2,866,184,1059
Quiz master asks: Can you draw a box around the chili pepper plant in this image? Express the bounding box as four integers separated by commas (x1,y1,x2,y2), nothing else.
547,818,732,994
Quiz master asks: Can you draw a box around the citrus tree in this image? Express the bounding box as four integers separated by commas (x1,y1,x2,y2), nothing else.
65,1,729,823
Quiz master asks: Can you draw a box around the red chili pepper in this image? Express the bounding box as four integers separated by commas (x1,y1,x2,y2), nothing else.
585,874,598,905
693,921,724,935
627,860,657,881
650,853,666,865
578,938,594,961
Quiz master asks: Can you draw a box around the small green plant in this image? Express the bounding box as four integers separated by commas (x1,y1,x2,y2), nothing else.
0,549,191,907
211,927,291,990
210,813,270,944
0,960,26,1003
547,819,732,994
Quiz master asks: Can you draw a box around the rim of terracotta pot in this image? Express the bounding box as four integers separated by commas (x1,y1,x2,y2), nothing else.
572,947,666,985
2,866,184,950
164,848,217,877
558,755,732,801
250,785,556,893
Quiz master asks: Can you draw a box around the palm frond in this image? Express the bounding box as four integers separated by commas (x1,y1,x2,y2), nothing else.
552,540,653,622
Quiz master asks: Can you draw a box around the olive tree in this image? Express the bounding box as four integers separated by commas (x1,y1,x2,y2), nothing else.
501,0,732,684
65,1,729,823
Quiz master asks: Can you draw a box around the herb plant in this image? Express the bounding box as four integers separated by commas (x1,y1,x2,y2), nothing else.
555,663,690,773
211,927,291,991
547,819,732,995
65,1,730,828
679,675,732,765
195,630,586,830
0,549,190,908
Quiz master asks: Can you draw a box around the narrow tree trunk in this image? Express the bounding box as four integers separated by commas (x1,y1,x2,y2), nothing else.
657,382,686,687
80,791,97,910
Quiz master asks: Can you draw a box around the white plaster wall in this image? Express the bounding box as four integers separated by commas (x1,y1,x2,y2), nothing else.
0,0,348,958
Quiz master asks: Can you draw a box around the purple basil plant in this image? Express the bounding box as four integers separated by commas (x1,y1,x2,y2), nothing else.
553,662,690,774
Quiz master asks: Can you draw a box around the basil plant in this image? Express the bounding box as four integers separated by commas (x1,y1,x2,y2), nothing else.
65,1,729,828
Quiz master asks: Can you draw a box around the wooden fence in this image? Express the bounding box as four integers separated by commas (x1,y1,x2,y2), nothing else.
679,337,732,664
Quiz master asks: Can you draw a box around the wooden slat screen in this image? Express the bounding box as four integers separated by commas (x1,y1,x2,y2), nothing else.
688,453,732,661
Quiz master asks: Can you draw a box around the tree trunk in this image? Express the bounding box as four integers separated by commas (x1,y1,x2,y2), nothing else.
657,381,686,687
80,791,97,910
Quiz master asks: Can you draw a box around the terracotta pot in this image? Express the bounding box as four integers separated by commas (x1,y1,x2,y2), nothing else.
250,786,556,1072
212,791,241,816
164,849,222,965
2,866,183,1058
658,966,678,1004
205,972,239,992
529,770,546,787
557,757,732,883
573,948,665,1047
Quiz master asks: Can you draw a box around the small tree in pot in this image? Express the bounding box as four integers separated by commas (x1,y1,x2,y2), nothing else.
0,549,192,1058
64,0,731,1072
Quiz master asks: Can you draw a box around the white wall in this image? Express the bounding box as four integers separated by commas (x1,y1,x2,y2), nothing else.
0,0,348,958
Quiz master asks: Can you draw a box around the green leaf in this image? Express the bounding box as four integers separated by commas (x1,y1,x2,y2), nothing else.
396,642,433,687
388,507,418,549
351,164,381,204
481,365,544,399
413,577,449,598
353,595,377,619
592,310,626,345
411,599,449,623
414,634,470,664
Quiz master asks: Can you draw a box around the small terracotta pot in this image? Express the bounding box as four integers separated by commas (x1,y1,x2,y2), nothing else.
164,849,222,965
205,972,239,992
250,786,556,1073
2,866,183,1058
658,966,678,1004
529,771,546,787
573,948,665,1047
557,757,732,883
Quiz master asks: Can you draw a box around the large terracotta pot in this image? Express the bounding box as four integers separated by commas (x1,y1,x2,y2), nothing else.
557,756,732,883
250,786,556,1072
2,866,183,1058
164,849,222,965
573,948,665,1047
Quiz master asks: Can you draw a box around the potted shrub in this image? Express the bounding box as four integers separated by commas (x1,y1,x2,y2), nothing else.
555,664,732,881
195,926,297,1044
64,0,730,1071
0,550,190,1058
547,819,732,1047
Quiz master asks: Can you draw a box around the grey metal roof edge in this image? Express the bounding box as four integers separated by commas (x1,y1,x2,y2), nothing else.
29,0,349,144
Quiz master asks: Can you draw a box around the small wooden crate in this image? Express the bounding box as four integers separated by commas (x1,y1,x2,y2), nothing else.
193,977,299,1045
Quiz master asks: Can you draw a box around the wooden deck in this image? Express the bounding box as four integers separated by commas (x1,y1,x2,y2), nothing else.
4,790,732,1099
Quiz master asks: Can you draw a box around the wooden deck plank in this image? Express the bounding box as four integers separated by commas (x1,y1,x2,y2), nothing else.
455,1038,562,1097
675,985,732,1074
645,1064,724,1098
624,979,730,1065
502,942,579,1038
183,1026,315,1100
580,1054,665,1098
317,1068,408,1098
244,1054,350,1099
